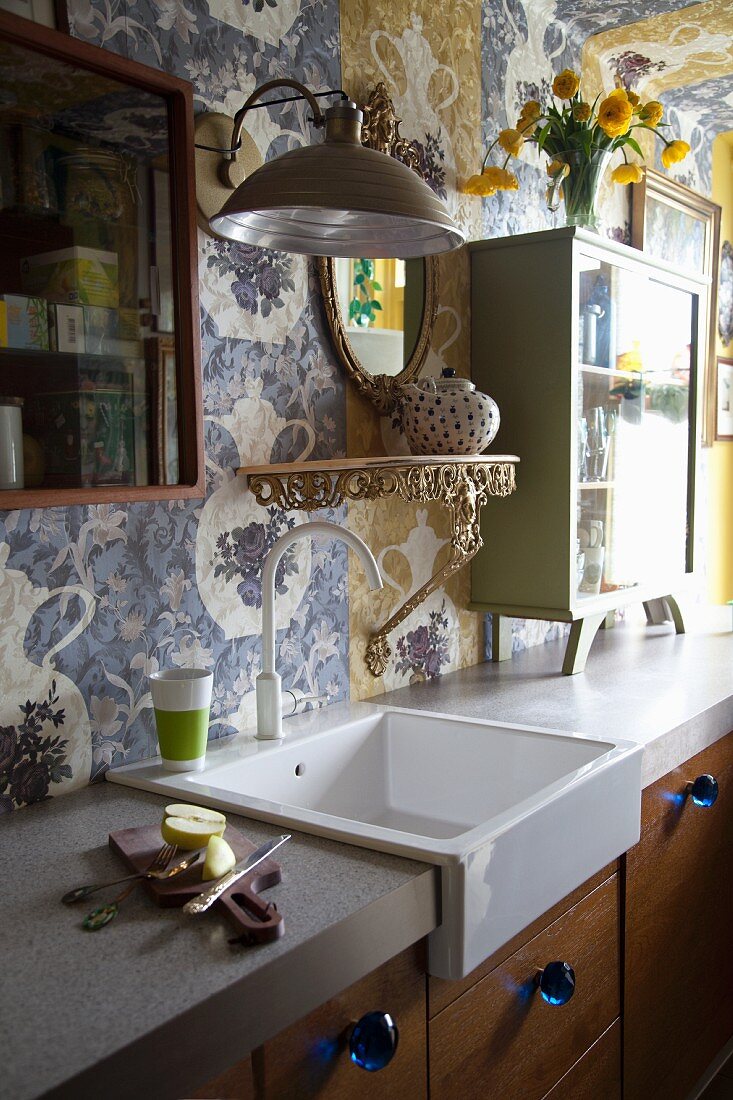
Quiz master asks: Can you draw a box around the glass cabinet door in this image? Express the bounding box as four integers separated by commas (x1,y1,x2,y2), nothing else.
575,252,695,601
0,19,201,501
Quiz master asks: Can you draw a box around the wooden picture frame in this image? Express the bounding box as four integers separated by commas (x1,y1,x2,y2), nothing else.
715,356,733,441
0,11,204,506
632,168,721,446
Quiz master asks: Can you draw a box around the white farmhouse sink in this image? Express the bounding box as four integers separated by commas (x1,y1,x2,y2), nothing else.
108,704,642,979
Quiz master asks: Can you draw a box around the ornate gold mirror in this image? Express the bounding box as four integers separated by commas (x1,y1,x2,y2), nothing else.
318,84,439,415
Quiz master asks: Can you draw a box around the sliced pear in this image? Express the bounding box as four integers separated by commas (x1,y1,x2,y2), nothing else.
160,803,227,849
202,834,237,881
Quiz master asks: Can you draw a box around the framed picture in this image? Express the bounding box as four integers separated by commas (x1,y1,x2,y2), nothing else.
715,357,733,441
719,240,733,347
632,168,721,446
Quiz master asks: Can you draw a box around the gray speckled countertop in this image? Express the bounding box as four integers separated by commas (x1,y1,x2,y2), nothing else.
2,783,437,1100
5,620,733,1100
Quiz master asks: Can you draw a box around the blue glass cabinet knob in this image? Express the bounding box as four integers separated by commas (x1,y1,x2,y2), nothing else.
537,961,576,1006
687,774,719,808
349,1011,399,1071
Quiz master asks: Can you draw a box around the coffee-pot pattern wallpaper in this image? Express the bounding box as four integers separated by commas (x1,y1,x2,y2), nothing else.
1,0,728,813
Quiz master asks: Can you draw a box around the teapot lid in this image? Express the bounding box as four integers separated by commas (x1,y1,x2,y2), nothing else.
433,367,475,392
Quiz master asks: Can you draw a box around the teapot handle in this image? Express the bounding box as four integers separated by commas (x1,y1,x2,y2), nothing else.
41,586,97,669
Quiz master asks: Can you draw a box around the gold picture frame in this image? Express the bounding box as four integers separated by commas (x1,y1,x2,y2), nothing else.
632,168,721,446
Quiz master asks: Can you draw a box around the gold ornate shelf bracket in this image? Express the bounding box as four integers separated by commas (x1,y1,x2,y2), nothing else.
243,457,518,677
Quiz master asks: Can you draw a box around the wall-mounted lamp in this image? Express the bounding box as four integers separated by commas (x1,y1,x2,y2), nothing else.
193,79,464,258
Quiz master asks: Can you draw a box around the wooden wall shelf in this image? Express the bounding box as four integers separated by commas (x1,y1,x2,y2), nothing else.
238,454,519,676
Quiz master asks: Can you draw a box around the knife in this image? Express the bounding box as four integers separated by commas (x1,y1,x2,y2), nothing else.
182,834,290,916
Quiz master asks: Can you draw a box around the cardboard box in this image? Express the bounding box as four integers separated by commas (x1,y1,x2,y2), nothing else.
21,247,119,308
82,306,141,359
49,304,85,353
0,294,49,351
28,370,135,488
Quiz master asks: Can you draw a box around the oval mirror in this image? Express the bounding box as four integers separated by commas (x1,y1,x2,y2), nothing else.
318,253,437,413
317,82,440,415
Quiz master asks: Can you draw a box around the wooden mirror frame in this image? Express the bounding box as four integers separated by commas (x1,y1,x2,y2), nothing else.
0,11,203,508
317,83,439,416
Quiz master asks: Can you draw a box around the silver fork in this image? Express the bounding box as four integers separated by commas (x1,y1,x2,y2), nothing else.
82,843,177,931
63,850,199,904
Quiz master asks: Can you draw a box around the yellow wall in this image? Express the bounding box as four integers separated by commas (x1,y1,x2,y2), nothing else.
708,132,733,603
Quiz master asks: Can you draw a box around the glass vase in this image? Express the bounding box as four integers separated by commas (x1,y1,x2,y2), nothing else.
546,148,611,232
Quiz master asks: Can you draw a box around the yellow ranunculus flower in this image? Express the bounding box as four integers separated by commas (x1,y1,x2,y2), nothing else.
611,162,644,185
552,68,580,99
639,101,663,127
626,90,641,109
517,100,542,135
546,159,570,179
661,140,690,168
598,93,633,138
573,102,592,122
498,128,524,157
462,173,496,196
482,165,520,191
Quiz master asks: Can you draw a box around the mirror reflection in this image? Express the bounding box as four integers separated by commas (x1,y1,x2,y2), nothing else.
333,256,426,377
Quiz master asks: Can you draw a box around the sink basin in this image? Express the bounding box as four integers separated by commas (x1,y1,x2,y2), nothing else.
108,703,642,979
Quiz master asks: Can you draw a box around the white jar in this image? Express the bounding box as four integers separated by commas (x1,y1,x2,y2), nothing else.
0,397,24,490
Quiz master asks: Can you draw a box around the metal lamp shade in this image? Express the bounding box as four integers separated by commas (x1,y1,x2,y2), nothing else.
209,141,465,258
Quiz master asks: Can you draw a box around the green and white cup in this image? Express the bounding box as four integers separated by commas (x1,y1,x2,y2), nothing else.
149,668,213,772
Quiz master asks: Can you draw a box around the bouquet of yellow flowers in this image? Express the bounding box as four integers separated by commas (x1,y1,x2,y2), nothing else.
465,68,690,228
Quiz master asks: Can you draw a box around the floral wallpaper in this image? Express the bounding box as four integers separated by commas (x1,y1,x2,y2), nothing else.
1,0,730,812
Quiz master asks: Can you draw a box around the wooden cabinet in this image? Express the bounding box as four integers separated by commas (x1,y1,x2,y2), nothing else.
469,227,706,673
196,943,428,1099
194,733,733,1100
543,1020,621,1100
0,12,203,505
429,873,620,1100
624,730,733,1100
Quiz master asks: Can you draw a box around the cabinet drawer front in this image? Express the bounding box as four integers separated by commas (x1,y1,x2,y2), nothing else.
625,731,733,1100
430,875,619,1100
542,1019,620,1099
253,943,427,1099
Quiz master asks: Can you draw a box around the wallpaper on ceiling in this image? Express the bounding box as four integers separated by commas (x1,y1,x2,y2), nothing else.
2,0,730,812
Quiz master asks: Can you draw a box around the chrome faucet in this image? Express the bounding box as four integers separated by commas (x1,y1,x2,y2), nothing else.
256,520,383,740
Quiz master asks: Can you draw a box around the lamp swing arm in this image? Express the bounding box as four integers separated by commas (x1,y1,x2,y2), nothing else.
194,82,349,160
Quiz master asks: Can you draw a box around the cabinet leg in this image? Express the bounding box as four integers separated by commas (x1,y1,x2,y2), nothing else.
490,614,513,662
643,598,670,625
562,614,605,675
663,594,686,634
600,610,616,630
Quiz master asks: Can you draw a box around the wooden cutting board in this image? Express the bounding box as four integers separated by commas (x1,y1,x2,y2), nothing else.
109,822,285,944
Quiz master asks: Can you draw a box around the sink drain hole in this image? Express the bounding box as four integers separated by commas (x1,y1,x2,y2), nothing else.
295,762,306,777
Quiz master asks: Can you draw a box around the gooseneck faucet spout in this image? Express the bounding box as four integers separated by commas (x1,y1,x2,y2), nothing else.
256,520,383,740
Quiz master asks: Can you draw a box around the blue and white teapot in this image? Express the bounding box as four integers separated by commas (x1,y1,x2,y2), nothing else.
399,368,500,456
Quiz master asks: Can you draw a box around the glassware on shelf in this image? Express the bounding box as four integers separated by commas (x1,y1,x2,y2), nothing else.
577,416,588,481
60,150,127,222
584,405,615,481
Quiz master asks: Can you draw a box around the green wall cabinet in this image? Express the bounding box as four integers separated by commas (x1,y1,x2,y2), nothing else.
469,228,707,673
